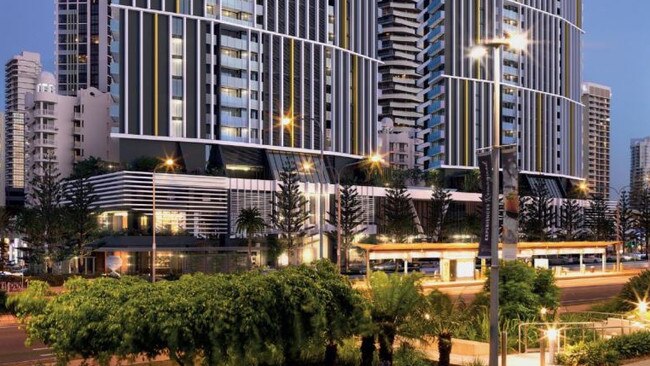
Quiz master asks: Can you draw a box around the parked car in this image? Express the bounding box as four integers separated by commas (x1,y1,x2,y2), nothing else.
372,260,402,272
582,255,601,264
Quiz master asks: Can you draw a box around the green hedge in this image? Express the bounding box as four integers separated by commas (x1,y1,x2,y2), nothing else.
556,331,650,366
10,261,366,366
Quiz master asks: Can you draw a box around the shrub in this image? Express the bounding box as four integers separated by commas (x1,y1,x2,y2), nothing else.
555,341,619,366
476,260,559,322
5,280,50,319
606,331,650,359
614,270,650,312
393,343,433,366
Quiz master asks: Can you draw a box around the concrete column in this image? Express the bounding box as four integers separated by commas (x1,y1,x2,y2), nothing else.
602,252,606,272
404,259,408,274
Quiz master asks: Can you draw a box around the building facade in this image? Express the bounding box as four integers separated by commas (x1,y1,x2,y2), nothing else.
417,1,583,184
377,0,423,170
55,0,112,95
581,82,611,200
631,136,650,198
109,0,379,173
24,72,117,188
4,51,42,206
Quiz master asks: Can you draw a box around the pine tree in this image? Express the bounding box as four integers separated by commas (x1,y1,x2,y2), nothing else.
270,163,311,264
328,182,365,272
62,176,99,273
617,190,637,248
521,183,553,241
429,185,452,242
560,198,584,241
383,180,416,242
24,159,66,270
586,194,614,241
637,188,650,259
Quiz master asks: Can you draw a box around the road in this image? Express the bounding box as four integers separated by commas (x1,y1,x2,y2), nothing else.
0,323,54,365
431,271,636,306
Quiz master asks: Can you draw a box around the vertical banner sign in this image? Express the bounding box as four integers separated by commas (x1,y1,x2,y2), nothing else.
501,146,519,260
478,150,493,258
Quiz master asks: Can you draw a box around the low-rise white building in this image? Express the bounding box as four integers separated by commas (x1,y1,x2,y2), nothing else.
24,72,118,192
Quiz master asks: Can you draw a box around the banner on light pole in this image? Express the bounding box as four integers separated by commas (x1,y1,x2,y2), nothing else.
478,150,493,258
501,146,519,261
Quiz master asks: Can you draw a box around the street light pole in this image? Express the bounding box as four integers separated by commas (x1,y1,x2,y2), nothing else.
470,32,528,366
488,45,502,366
151,158,175,283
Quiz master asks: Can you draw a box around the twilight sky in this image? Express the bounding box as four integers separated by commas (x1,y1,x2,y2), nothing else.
0,0,648,194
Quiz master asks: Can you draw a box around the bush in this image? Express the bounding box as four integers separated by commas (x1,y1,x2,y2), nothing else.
476,260,559,321
555,341,619,366
393,344,433,366
6,280,50,319
614,270,650,312
20,261,366,366
606,331,650,359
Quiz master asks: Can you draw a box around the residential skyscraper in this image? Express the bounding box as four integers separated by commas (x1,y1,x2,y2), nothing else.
417,1,583,190
631,136,650,199
109,1,379,174
377,0,423,170
4,51,42,206
55,0,111,95
581,82,611,200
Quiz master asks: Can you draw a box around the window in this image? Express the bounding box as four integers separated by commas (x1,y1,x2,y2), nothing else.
251,91,258,100
250,110,258,119
172,79,183,98
172,17,183,37
251,72,258,81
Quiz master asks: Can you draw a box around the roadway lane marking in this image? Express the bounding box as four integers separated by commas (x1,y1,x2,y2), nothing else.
32,347,49,351
40,353,54,357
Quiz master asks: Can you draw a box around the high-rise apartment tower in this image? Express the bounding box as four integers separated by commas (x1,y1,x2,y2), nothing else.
109,0,379,175
378,0,423,170
55,0,112,95
4,51,42,206
417,1,583,189
581,82,611,200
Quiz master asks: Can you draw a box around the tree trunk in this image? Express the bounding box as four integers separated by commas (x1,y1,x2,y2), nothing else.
324,341,338,366
361,335,375,366
438,331,453,366
378,327,396,365
247,238,253,269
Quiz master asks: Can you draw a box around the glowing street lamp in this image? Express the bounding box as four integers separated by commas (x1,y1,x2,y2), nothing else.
638,300,648,315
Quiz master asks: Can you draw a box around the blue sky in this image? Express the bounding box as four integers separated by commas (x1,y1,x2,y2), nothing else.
0,1,648,193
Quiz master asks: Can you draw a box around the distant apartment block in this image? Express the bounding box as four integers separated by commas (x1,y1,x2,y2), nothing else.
631,136,650,198
4,51,42,206
378,0,423,170
581,82,611,200
24,72,118,190
56,0,111,95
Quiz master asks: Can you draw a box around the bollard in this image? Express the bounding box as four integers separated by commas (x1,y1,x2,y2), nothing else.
501,331,507,366
539,332,546,366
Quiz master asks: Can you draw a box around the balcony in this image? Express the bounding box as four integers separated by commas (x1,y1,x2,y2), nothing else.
34,123,57,133
220,35,248,51
222,0,254,12
221,55,247,70
33,109,55,117
73,112,83,120
221,95,247,108
74,140,83,148
220,113,247,128
34,138,56,147
220,75,247,89
426,100,445,114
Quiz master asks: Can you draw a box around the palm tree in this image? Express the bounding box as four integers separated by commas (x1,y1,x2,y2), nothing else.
424,290,467,366
235,207,266,269
365,271,426,365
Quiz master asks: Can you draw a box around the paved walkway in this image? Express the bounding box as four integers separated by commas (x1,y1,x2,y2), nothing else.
624,358,650,366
